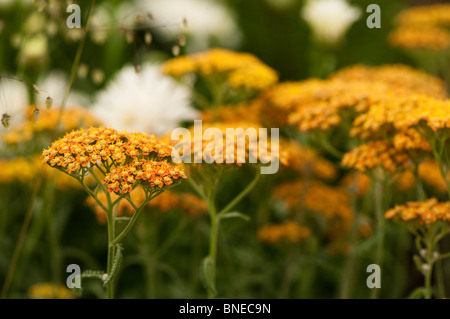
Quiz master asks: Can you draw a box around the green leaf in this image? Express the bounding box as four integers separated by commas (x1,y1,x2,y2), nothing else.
219,212,251,222
408,287,425,299
200,257,216,297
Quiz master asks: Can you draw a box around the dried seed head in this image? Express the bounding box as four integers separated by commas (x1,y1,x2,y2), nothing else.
172,45,180,57
126,31,134,44
135,64,141,74
147,12,154,20
1,113,10,128
178,35,186,47
144,32,152,45
33,107,40,122
135,14,143,24
182,17,188,27
32,84,40,94
46,96,53,109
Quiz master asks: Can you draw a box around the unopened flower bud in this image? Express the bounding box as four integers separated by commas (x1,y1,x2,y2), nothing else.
172,45,180,56
144,32,152,45
33,107,40,122
1,113,10,128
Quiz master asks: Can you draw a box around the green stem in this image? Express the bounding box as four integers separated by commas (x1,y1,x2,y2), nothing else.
371,179,384,299
207,185,218,299
0,177,42,299
54,0,96,133
217,171,260,218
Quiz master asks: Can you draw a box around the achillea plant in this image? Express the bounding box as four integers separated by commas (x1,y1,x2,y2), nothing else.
162,48,278,108
41,126,186,298
385,199,450,299
171,121,288,298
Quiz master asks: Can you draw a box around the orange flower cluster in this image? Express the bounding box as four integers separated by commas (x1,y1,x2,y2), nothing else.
42,127,185,194
273,181,353,239
257,221,311,244
201,102,263,125
2,106,98,145
341,140,411,173
172,122,289,167
162,48,278,90
280,139,337,181
351,94,450,140
340,172,372,197
385,198,450,225
331,65,447,99
87,187,207,224
102,160,186,194
0,156,79,189
390,4,450,51
389,26,450,51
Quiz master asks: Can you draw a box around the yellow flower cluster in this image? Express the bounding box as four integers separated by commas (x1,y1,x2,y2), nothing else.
201,102,263,125
162,48,278,90
280,139,337,181
331,65,447,99
385,198,450,225
389,26,450,51
87,187,207,224
390,4,450,50
273,180,353,239
173,122,289,167
2,106,98,144
0,156,80,188
257,221,311,244
341,140,411,173
351,94,450,139
42,127,185,194
28,283,75,299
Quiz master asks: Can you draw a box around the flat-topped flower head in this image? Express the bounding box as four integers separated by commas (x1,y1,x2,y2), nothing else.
341,140,411,173
42,126,185,194
162,48,278,91
385,199,450,225
171,121,288,170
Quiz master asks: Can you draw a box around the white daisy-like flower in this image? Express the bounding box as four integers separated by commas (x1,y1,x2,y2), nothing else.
301,0,361,45
124,0,241,52
91,64,198,136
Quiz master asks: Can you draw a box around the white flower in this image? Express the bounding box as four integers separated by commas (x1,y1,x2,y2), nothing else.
91,64,198,136
301,0,361,45
125,0,241,52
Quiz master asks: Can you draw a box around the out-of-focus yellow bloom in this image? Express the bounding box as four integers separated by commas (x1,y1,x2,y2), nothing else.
331,65,447,99
201,102,263,125
340,172,371,197
273,180,353,239
389,26,450,51
280,139,337,181
389,4,450,51
28,283,75,299
0,156,79,189
419,158,448,194
385,198,450,225
162,48,278,90
395,171,415,192
257,221,311,244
